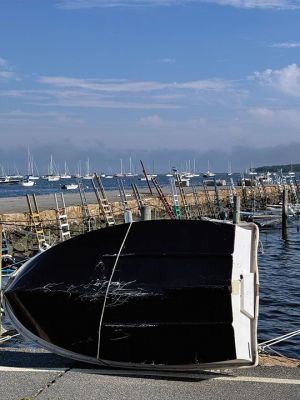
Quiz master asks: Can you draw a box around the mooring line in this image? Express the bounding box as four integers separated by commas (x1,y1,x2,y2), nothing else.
259,329,300,352
96,222,133,360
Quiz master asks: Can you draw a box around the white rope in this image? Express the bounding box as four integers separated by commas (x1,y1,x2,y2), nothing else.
0,333,20,343
259,329,300,351
264,347,285,358
96,222,133,360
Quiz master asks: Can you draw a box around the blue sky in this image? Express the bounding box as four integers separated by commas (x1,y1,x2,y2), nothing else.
1,0,300,172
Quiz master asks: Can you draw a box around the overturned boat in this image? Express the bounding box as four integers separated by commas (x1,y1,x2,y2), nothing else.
3,219,259,370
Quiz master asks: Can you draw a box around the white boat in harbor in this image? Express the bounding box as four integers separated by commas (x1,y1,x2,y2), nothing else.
205,178,226,186
266,204,296,217
227,161,232,176
139,174,157,181
114,158,126,178
258,172,272,184
0,176,20,184
176,176,190,187
60,161,72,179
47,175,60,182
61,183,78,190
44,155,60,181
181,160,199,178
125,157,138,177
182,172,196,179
202,161,215,178
26,147,40,180
82,158,93,180
20,177,35,187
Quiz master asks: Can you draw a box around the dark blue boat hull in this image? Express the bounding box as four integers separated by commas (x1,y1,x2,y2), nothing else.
4,219,258,370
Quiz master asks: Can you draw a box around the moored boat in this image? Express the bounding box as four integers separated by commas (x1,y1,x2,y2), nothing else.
61,183,78,190
4,219,259,370
20,176,35,187
204,179,226,186
202,161,215,178
43,155,60,181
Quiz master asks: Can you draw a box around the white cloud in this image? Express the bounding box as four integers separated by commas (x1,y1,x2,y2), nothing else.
157,58,176,64
0,110,84,127
139,114,164,126
0,71,16,79
248,107,300,127
0,57,20,80
0,57,8,68
0,72,242,111
208,0,300,9
14,75,233,109
0,89,181,109
175,79,231,91
189,117,207,127
0,110,72,118
139,114,207,130
56,0,300,10
271,42,300,48
38,76,232,93
252,64,300,97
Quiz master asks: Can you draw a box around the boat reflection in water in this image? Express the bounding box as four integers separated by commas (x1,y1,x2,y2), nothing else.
4,219,259,371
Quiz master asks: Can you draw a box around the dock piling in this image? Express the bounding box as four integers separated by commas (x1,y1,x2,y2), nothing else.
233,195,241,224
0,224,2,336
282,189,288,240
141,206,151,221
124,210,133,223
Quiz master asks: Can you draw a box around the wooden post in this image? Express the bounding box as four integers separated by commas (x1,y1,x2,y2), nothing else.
233,195,240,224
141,206,151,221
0,223,2,336
140,160,153,195
124,210,133,223
282,189,288,240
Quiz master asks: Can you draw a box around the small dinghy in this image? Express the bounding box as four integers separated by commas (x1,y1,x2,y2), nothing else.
3,219,259,370
61,183,78,190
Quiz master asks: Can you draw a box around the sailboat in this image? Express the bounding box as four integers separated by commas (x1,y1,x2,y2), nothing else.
83,159,94,180
103,166,114,179
60,161,72,179
19,176,35,187
43,155,60,181
227,161,232,176
202,161,215,178
61,183,78,190
288,163,295,178
248,162,257,176
114,159,126,178
125,157,138,177
73,161,83,178
192,159,200,177
7,163,23,181
26,148,39,180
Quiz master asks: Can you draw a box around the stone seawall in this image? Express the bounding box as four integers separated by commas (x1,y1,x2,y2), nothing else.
0,185,283,228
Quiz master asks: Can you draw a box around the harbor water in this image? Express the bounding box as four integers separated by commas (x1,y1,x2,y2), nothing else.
258,220,300,359
0,173,239,198
1,174,299,360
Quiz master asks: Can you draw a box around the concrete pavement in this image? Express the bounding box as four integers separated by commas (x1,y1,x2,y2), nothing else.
0,344,299,400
